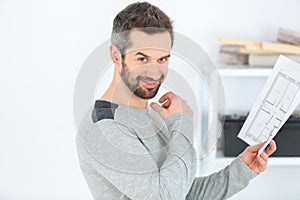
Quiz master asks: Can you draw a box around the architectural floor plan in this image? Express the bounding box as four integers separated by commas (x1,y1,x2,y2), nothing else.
238,56,300,151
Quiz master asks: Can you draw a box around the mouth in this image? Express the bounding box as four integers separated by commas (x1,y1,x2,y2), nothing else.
140,80,159,89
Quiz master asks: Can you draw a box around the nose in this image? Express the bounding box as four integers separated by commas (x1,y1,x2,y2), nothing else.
144,64,167,80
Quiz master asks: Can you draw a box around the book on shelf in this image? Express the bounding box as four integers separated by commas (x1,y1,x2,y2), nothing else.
249,54,300,67
218,28,300,66
219,44,248,65
220,44,242,54
218,38,300,55
219,52,248,65
277,27,300,45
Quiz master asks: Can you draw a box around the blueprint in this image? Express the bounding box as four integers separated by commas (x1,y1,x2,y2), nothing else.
238,56,300,152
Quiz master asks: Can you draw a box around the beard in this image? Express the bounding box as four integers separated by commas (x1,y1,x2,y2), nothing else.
121,60,164,99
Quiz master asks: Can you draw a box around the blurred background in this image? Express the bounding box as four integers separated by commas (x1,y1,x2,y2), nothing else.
1,0,300,199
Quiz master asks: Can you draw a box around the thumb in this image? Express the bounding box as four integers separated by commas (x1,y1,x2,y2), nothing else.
150,102,165,118
247,141,266,152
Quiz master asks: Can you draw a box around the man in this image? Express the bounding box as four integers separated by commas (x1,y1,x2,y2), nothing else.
76,2,276,200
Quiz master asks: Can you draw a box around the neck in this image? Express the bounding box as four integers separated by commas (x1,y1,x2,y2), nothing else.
101,72,148,108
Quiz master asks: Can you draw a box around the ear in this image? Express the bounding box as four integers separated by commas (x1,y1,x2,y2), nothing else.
110,45,121,67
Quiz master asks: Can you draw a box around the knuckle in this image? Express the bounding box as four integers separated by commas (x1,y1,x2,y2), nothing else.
169,91,175,96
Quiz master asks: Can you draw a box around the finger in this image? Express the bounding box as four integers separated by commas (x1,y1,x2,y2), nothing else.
150,102,164,115
158,92,172,103
162,100,171,108
258,151,268,163
256,156,267,171
158,91,176,103
265,140,277,156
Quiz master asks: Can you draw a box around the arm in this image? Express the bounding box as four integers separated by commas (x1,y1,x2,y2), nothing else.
185,157,256,200
77,112,197,200
185,140,277,200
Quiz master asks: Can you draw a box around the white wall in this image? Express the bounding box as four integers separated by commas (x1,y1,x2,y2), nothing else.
1,0,300,199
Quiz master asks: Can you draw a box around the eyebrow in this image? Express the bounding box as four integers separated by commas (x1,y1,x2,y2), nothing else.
135,52,150,57
135,52,171,60
159,54,171,60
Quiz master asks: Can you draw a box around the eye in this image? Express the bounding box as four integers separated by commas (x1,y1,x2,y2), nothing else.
158,57,169,63
137,57,148,63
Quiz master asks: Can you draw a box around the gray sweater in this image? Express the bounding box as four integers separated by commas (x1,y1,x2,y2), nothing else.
76,100,257,200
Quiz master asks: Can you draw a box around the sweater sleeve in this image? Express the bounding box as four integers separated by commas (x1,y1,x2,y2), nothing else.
76,112,197,200
185,157,257,200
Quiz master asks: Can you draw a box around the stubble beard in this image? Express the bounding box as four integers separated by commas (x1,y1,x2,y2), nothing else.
120,60,163,99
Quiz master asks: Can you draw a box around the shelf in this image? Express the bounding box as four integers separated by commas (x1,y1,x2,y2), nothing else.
212,149,300,169
198,156,300,177
218,68,272,77
216,64,272,77
200,150,300,175
215,157,300,167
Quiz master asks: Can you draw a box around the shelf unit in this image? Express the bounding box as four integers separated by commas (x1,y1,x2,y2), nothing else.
198,64,300,176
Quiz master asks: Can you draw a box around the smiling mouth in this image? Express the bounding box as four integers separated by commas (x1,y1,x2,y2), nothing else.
140,80,159,89
137,75,164,89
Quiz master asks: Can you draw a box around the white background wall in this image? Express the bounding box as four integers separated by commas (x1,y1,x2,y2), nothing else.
1,0,300,199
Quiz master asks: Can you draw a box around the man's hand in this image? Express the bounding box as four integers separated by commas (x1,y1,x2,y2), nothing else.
150,91,193,120
239,140,277,174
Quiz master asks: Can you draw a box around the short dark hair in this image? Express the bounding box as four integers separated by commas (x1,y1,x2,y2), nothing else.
111,2,174,55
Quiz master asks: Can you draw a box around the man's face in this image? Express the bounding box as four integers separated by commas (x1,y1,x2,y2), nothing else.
120,30,172,99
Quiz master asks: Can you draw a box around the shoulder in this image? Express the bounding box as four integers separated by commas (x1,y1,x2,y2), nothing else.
76,114,155,174
77,100,145,156
91,100,119,123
